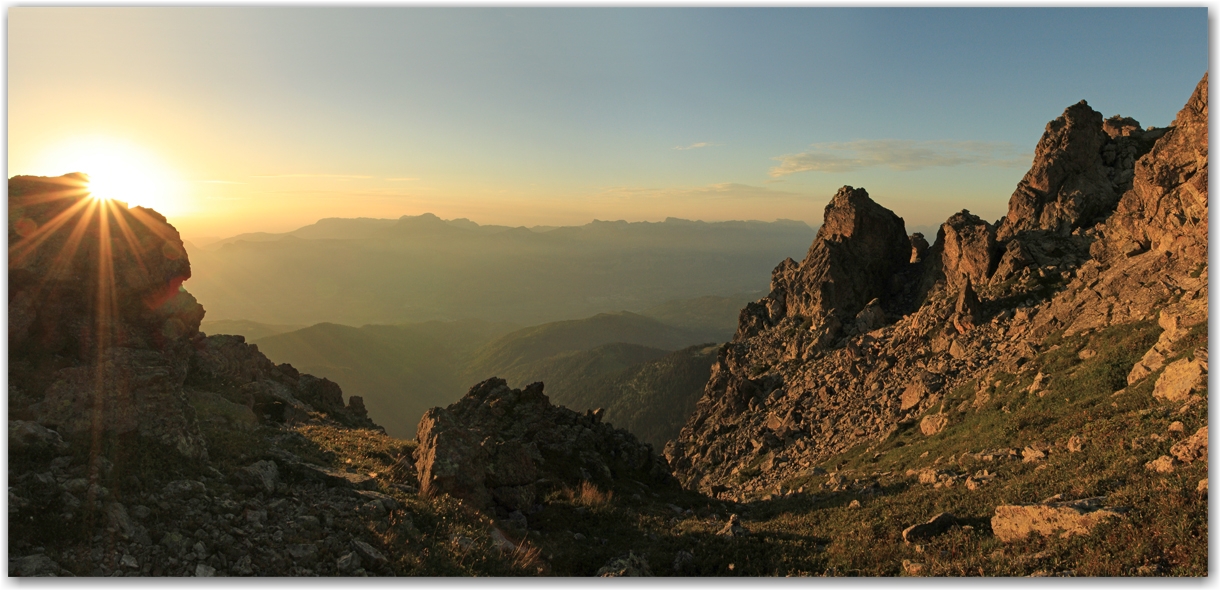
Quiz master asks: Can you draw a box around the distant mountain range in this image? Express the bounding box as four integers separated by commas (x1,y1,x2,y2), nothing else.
185,213,808,327
232,295,744,440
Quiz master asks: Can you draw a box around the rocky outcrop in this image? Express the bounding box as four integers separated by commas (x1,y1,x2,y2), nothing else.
668,75,1208,500
738,186,910,341
414,378,672,514
996,102,1163,241
8,175,379,461
932,210,998,290
1101,74,1208,265
8,174,201,360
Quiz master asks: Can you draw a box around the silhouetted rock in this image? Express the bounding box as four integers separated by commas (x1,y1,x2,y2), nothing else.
414,378,672,512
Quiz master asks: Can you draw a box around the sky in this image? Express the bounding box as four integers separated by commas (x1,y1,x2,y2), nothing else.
7,7,1209,241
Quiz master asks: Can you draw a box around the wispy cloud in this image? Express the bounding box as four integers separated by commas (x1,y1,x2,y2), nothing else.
251,174,373,180
597,182,803,202
673,141,721,151
384,177,420,182
769,140,1032,177
194,179,247,185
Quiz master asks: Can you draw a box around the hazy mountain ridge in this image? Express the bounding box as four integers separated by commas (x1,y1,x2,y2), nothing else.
185,214,815,327
246,305,729,439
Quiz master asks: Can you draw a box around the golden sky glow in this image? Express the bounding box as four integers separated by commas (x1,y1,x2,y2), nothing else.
8,8,1207,243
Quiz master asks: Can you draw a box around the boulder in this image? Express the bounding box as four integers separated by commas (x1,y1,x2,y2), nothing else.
415,378,671,511
718,513,746,537
9,420,68,455
1170,426,1207,464
935,210,997,288
239,460,280,494
991,497,1125,543
1144,456,1177,474
596,551,652,577
902,512,957,544
920,413,948,436
900,372,941,412
1153,356,1207,402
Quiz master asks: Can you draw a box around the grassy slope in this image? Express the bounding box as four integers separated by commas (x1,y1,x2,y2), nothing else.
464,312,708,383
254,320,518,438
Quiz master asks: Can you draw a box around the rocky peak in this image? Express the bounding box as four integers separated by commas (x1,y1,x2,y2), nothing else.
737,186,910,340
997,100,1164,241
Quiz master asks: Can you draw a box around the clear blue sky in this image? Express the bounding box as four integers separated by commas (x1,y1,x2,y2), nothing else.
9,7,1208,239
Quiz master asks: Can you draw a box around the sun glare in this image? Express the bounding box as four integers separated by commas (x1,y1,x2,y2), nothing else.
32,138,181,215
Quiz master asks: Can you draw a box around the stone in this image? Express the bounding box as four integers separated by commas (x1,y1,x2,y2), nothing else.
1170,426,1207,464
1198,479,1208,496
991,497,1125,543
952,278,984,334
9,554,63,577
31,348,208,460
902,560,926,576
1022,447,1046,463
1066,436,1084,453
195,564,216,577
902,512,957,543
286,544,318,560
596,551,652,577
853,298,887,334
239,460,279,495
718,514,746,537
1144,456,1177,474
8,420,68,455
1153,357,1207,402
489,528,516,553
920,413,948,436
336,552,361,573
351,540,388,568
1168,421,1186,435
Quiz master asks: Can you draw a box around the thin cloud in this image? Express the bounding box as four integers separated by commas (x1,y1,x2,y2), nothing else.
770,139,1032,177
673,141,722,151
251,174,373,180
194,180,246,185
384,177,420,182
597,182,804,202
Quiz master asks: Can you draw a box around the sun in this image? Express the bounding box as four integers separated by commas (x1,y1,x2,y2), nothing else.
31,137,181,214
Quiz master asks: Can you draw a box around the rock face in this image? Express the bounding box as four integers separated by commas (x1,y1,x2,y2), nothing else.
1102,73,1208,265
933,210,998,290
666,75,1209,500
8,174,405,577
8,177,378,459
991,497,1125,543
996,101,1162,241
414,378,672,513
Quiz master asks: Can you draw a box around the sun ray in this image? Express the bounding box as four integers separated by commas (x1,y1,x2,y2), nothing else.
9,197,95,265
106,199,152,283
